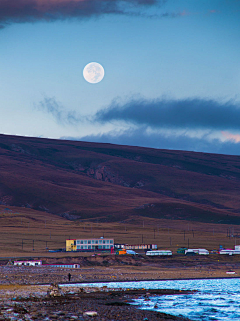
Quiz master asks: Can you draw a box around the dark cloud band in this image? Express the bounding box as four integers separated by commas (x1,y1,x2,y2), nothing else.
0,0,163,27
94,97,240,131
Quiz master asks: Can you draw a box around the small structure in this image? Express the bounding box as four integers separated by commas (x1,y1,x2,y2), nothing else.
14,260,42,266
177,247,187,254
146,250,172,256
43,264,80,269
66,237,114,252
116,249,127,255
115,243,157,250
185,249,209,255
219,249,240,255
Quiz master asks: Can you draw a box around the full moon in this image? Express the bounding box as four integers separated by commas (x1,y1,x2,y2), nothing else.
83,62,104,84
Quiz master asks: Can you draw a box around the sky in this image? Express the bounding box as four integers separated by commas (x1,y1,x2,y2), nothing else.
0,0,240,155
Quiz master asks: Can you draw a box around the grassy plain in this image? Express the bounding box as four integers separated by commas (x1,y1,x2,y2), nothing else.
0,205,239,258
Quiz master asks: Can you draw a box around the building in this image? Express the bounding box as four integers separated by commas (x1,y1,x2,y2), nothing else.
43,264,80,268
115,243,157,250
146,250,172,256
185,249,209,255
66,237,114,251
14,260,42,266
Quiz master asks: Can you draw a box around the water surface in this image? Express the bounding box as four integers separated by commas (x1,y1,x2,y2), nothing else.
63,278,240,320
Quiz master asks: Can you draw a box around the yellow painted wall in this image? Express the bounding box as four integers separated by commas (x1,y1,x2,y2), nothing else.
66,239,76,251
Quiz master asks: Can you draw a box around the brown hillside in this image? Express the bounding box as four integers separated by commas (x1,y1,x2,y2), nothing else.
0,134,240,224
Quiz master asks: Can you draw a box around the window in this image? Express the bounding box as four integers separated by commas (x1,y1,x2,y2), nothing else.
99,245,102,249
80,240,83,244
76,240,80,244
99,240,102,244
106,245,109,249
81,246,83,249
74,240,76,245
103,245,106,249
103,240,105,244
92,240,95,244
106,240,109,244
88,245,91,249
95,240,98,244
88,240,91,244
84,245,87,249
110,240,113,244
77,245,80,250
84,240,87,244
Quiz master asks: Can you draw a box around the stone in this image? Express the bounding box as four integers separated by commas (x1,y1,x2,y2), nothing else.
83,311,98,317
47,283,62,297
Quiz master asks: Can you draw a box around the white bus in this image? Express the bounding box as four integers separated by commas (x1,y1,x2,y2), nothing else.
146,250,172,256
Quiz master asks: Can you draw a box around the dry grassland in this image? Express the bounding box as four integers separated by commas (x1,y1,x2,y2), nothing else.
0,205,239,259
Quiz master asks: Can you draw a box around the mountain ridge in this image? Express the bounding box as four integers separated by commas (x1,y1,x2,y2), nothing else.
0,134,240,224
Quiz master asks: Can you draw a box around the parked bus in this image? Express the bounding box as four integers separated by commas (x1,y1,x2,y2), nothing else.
146,250,172,256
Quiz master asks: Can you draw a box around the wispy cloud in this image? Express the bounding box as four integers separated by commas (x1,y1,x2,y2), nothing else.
0,0,169,28
94,97,240,131
36,96,83,125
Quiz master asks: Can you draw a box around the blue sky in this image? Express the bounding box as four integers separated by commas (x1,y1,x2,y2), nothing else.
0,0,240,154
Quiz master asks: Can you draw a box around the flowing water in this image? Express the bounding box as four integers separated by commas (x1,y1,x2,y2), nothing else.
64,278,240,320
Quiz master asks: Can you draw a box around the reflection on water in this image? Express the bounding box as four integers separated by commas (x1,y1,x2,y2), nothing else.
66,278,240,321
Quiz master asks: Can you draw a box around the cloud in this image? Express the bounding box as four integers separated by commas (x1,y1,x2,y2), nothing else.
62,127,240,156
94,97,240,131
0,0,168,27
222,131,240,143
36,96,82,125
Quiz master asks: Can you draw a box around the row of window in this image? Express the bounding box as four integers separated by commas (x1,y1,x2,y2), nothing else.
75,239,113,245
76,245,113,250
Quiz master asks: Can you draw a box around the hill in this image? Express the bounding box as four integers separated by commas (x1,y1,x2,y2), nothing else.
0,134,240,224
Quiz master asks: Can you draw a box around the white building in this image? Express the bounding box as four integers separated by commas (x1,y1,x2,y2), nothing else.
14,260,42,266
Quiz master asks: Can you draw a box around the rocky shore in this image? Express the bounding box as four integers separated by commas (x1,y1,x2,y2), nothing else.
0,284,192,321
